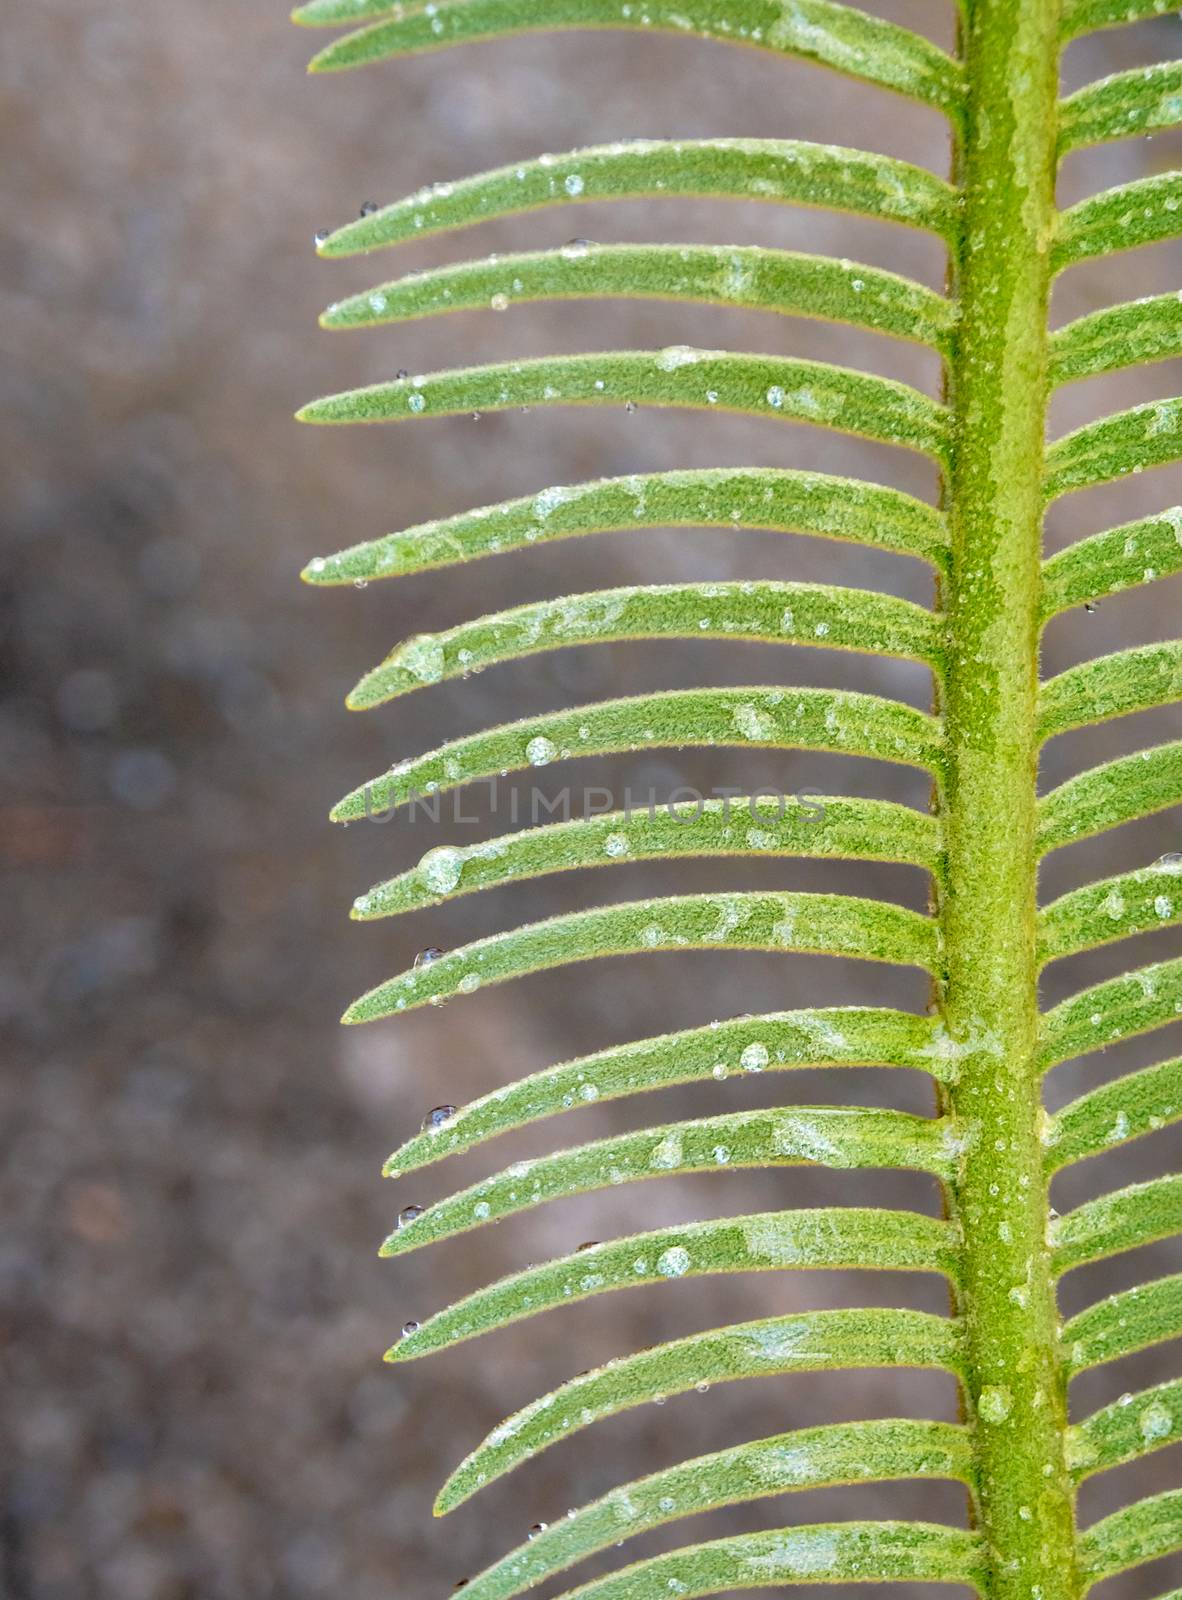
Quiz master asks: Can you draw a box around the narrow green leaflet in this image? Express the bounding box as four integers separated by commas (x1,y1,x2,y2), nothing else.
1051,1174,1182,1274
384,1008,946,1179
301,469,950,587
313,139,959,258
382,1108,957,1258
391,1209,956,1360
1046,1057,1182,1172
1037,860,1182,965
358,798,939,921
1038,956,1182,1069
333,686,943,823
1080,1490,1182,1584
553,1522,985,1600
1051,296,1182,385
435,1308,962,1507
349,581,944,708
1069,1378,1182,1480
1058,63,1182,154
1053,174,1182,273
296,0,965,119
343,891,940,1023
323,243,955,352
296,350,952,463
1045,396,1182,498
1036,745,1182,853
1037,644,1182,742
1039,509,1182,617
454,1419,973,1600
1061,0,1182,40
1064,1275,1182,1372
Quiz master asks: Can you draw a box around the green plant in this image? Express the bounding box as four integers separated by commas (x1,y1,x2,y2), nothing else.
293,1,1182,1596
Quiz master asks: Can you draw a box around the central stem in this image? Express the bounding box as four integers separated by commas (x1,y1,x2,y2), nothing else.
939,3,1077,1599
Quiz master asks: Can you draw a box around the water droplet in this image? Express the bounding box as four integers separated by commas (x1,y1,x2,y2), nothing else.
740,1042,769,1073
528,1523,548,1540
526,735,557,766
562,238,593,258
577,1240,601,1252
1083,600,1099,614
401,1319,420,1338
360,200,379,217
396,368,410,380
490,292,509,311
415,946,445,968
314,229,330,248
625,400,637,413
353,578,369,589
398,1204,425,1229
1157,852,1182,874
422,1104,456,1132
419,845,464,894
978,1385,1013,1423
656,1245,691,1278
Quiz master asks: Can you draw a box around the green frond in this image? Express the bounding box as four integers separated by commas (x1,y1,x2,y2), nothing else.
1040,511,1182,619
1080,1490,1182,1586
1069,1378,1182,1480
1053,174,1182,274
313,139,958,259
384,1008,947,1179
357,798,940,922
436,1307,962,1506
1036,643,1182,742
1045,1057,1182,1172
343,891,940,1023
1036,744,1182,854
391,1209,956,1360
1037,860,1182,965
297,349,952,463
299,6,1182,1595
332,686,943,825
1061,0,1182,42
301,469,950,587
1051,1174,1182,1274
322,243,956,352
454,1419,973,1600
1050,296,1182,386
1064,1274,1182,1372
1039,956,1182,1069
381,1108,957,1260
348,582,944,709
297,0,965,119
1058,62,1182,154
550,1522,985,1599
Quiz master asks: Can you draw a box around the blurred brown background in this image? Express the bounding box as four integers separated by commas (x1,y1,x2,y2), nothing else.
2,4,1181,1597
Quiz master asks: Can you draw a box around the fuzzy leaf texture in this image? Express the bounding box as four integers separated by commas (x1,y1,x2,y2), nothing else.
295,2,1182,1598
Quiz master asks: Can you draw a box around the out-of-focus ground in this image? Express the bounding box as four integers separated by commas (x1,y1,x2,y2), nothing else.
2,4,1181,1597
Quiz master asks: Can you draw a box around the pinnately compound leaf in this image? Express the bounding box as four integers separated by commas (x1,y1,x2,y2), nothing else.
297,3,1182,1597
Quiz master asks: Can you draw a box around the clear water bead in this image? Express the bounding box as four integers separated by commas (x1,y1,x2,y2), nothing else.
415,946,445,968
313,229,330,248
398,1204,425,1229
360,200,379,217
528,1523,548,1540
422,1104,456,1132
401,1320,420,1338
